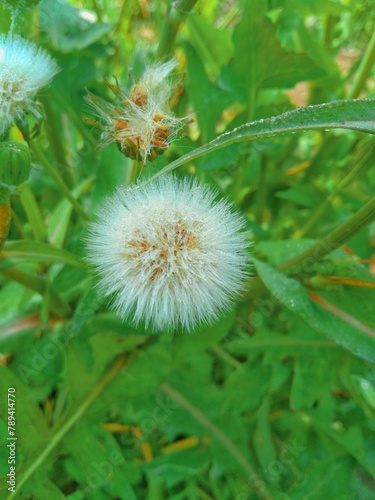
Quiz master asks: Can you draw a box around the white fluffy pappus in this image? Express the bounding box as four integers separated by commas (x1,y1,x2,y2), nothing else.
84,59,188,164
86,175,250,331
0,34,59,134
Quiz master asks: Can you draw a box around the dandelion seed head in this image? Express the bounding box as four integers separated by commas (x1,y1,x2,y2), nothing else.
85,59,188,163
87,175,249,331
0,34,59,135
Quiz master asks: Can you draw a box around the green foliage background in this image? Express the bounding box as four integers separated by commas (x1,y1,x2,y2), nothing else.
1,0,375,499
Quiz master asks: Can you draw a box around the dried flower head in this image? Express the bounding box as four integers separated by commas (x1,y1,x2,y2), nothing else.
85,59,188,164
86,175,249,331
0,34,59,135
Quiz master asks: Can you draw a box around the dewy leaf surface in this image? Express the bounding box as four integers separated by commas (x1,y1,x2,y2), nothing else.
144,98,375,184
253,259,375,363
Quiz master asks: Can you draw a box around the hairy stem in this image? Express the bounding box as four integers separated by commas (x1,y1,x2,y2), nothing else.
157,0,198,59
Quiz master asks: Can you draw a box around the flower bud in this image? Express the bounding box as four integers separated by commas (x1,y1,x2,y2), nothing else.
130,83,148,106
0,141,31,187
84,59,188,164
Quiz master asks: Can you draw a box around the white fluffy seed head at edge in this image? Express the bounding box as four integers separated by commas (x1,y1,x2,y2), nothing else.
0,34,59,133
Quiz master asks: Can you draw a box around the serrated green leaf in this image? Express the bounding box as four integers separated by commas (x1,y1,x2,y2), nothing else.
40,0,113,52
290,349,337,410
178,310,236,355
222,359,271,414
72,286,104,335
63,423,138,500
253,258,375,362
222,0,325,100
185,43,232,142
253,398,278,473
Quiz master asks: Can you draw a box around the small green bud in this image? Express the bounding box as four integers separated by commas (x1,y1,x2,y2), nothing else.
0,141,32,188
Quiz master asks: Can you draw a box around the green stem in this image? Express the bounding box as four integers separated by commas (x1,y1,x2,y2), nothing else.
211,344,242,368
293,141,374,238
347,30,375,99
282,195,375,272
129,159,143,184
10,207,25,239
162,384,272,500
40,96,73,187
113,0,128,35
254,158,268,222
31,143,90,221
217,2,241,29
9,357,126,499
156,0,198,59
91,0,103,22
232,40,258,203
248,194,375,297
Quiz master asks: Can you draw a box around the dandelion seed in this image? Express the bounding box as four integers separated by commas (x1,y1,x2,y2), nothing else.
84,59,188,164
0,34,59,135
86,175,249,331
